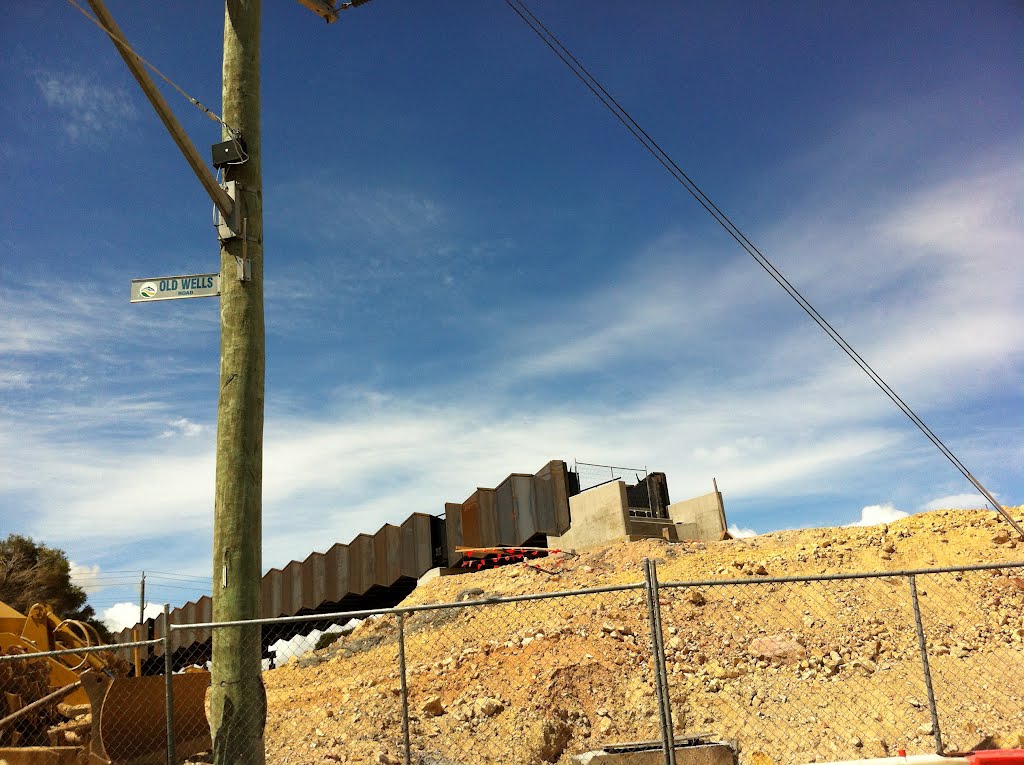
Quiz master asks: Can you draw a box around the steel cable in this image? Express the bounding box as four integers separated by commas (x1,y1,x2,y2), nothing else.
503,0,1022,537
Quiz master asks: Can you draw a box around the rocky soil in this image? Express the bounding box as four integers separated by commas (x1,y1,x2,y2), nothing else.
257,508,1024,765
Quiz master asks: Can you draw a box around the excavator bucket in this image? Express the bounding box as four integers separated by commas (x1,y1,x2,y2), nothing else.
80,670,211,765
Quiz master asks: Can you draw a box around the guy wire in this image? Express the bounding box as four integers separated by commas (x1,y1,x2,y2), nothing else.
65,0,240,140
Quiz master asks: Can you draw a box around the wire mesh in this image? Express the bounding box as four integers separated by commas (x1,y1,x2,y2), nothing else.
914,567,1024,753
0,639,184,764
258,615,406,765
121,559,1024,764
658,575,935,764
401,586,660,765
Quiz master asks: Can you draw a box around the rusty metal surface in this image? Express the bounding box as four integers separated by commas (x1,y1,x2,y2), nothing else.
78,669,210,765
99,673,210,765
0,746,87,765
448,460,573,560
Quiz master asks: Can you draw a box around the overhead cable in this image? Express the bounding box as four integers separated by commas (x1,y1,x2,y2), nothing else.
145,571,211,582
502,0,1023,538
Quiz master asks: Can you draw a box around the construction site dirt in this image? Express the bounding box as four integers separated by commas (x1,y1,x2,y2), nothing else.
182,506,1024,765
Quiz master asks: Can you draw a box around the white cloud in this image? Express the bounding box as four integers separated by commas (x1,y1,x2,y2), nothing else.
35,71,138,143
879,162,1023,261
101,602,164,633
693,438,767,462
160,418,207,439
848,504,910,527
0,371,31,391
922,493,990,512
728,525,758,538
69,561,103,594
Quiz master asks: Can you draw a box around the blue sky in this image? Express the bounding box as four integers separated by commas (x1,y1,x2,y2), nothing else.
1,1,1022,629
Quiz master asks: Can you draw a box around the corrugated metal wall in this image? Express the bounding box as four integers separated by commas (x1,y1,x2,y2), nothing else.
116,460,574,662
445,460,572,558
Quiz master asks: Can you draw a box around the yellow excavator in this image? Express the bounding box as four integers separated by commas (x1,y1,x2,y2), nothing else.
0,600,210,765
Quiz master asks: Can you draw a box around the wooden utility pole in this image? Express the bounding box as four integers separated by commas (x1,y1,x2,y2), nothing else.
211,1,265,762
133,571,145,676
85,0,342,760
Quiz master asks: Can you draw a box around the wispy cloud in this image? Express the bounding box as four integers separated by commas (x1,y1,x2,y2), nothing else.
1,392,918,571
269,180,504,288
272,182,447,255
160,417,206,438
35,70,138,143
0,280,217,359
922,494,993,512
2,115,1021,581
0,370,32,390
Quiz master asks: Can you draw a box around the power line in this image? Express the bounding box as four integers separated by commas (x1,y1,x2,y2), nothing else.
146,570,210,580
143,583,210,591
77,579,210,592
502,0,1023,538
73,572,209,582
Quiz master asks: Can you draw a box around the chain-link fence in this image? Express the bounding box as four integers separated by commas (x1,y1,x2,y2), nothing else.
659,572,935,763
656,563,1024,764
914,567,1024,754
400,585,661,765
0,637,184,763
2,561,1022,765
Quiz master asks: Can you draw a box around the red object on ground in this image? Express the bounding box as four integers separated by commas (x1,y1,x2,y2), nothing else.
969,752,1024,765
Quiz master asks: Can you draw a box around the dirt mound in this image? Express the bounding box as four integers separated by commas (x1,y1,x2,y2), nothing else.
261,507,1024,764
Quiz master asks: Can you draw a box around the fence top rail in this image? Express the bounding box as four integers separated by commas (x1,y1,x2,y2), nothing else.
163,559,1024,632
659,559,1024,589
573,460,647,472
169,581,646,631
0,637,161,663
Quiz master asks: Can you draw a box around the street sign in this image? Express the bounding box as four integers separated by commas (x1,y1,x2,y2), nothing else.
130,274,220,302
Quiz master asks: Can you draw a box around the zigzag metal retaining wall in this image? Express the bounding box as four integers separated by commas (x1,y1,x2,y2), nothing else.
117,460,574,664
444,459,576,554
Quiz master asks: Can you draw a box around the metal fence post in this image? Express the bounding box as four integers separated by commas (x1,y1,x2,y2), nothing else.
643,558,676,765
163,603,177,765
397,612,412,765
908,575,943,754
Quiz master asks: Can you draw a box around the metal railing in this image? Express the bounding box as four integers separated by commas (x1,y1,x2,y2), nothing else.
2,561,1022,764
572,460,666,518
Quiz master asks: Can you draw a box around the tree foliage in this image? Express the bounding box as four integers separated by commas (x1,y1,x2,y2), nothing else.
0,534,111,640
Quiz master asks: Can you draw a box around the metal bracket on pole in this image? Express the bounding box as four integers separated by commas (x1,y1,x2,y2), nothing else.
217,181,241,241
234,217,251,281
235,256,251,281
